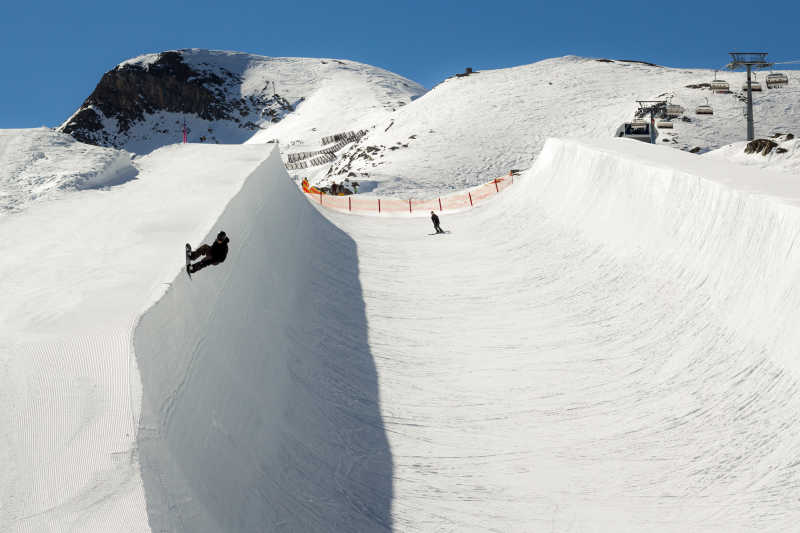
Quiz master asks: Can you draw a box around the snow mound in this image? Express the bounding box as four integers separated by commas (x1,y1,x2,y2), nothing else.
704,133,800,175
0,128,137,213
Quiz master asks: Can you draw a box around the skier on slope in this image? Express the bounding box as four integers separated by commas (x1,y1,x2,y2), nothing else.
430,211,445,234
186,231,230,274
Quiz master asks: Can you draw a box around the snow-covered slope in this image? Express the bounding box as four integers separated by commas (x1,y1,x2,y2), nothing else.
325,57,800,197
1,143,274,532
0,128,136,213
134,149,389,533
8,133,800,532
59,49,424,155
8,50,800,532
322,137,800,531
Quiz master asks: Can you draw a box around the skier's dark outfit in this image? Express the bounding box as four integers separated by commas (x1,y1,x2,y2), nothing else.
189,231,230,273
431,212,445,234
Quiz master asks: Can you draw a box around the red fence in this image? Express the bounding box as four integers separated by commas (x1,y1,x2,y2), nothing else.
305,173,517,215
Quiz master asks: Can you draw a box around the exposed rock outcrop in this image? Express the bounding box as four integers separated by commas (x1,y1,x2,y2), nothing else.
59,50,294,152
745,139,779,156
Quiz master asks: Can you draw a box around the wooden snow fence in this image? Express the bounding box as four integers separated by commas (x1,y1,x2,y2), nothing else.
284,130,368,169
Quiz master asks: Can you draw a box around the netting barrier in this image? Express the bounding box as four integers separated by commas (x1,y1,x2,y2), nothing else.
303,173,518,215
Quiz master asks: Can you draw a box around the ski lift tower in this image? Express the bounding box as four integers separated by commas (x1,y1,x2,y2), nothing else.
726,52,772,141
636,100,667,144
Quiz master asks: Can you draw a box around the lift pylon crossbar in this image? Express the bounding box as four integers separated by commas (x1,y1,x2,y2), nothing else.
726,52,771,141
726,52,772,69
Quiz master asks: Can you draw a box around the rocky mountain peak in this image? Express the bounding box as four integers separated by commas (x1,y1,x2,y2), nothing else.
59,50,293,152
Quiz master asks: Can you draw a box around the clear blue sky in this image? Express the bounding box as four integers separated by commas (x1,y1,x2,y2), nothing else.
2,0,797,128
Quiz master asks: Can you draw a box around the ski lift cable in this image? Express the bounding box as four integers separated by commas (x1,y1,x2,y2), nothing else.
718,59,800,70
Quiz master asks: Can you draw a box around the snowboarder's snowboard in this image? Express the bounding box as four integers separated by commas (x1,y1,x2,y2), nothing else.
185,244,192,277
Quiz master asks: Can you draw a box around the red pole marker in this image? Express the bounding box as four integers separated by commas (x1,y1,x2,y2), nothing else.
349,197,352,212
438,198,442,211
378,198,381,213
468,192,473,206
409,199,412,213
319,191,323,204
495,180,499,192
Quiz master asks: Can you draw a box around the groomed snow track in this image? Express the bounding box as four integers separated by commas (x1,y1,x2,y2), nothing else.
318,138,800,531
8,136,800,532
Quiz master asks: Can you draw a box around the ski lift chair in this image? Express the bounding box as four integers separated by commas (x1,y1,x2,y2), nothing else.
766,72,789,89
742,73,763,92
711,79,730,93
615,120,655,142
711,71,730,93
665,104,684,118
695,98,713,115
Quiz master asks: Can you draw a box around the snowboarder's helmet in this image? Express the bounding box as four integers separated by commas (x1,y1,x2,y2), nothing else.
217,231,227,240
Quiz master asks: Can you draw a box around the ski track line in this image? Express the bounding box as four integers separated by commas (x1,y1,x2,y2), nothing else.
10,326,149,533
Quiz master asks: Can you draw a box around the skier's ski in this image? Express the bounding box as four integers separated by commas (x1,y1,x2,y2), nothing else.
185,243,192,277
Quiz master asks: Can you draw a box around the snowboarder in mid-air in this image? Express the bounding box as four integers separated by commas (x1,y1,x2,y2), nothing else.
186,231,230,275
430,211,445,234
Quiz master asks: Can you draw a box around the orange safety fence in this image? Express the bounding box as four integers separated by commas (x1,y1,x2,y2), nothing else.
303,173,518,215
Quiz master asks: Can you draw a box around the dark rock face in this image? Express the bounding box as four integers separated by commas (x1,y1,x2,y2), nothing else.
60,50,294,150
745,139,779,156
617,59,660,67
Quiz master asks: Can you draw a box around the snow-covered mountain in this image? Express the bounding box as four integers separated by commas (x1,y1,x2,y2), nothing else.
59,49,425,155
326,56,800,197
58,52,799,198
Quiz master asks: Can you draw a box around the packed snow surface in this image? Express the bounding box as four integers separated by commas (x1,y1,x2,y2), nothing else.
1,142,274,531
6,127,800,531
321,138,800,531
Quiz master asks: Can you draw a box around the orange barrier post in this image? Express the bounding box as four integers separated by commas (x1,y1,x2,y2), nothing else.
305,172,519,215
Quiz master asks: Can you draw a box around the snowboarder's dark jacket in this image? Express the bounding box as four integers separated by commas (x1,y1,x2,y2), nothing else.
431,213,440,225
210,235,230,262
